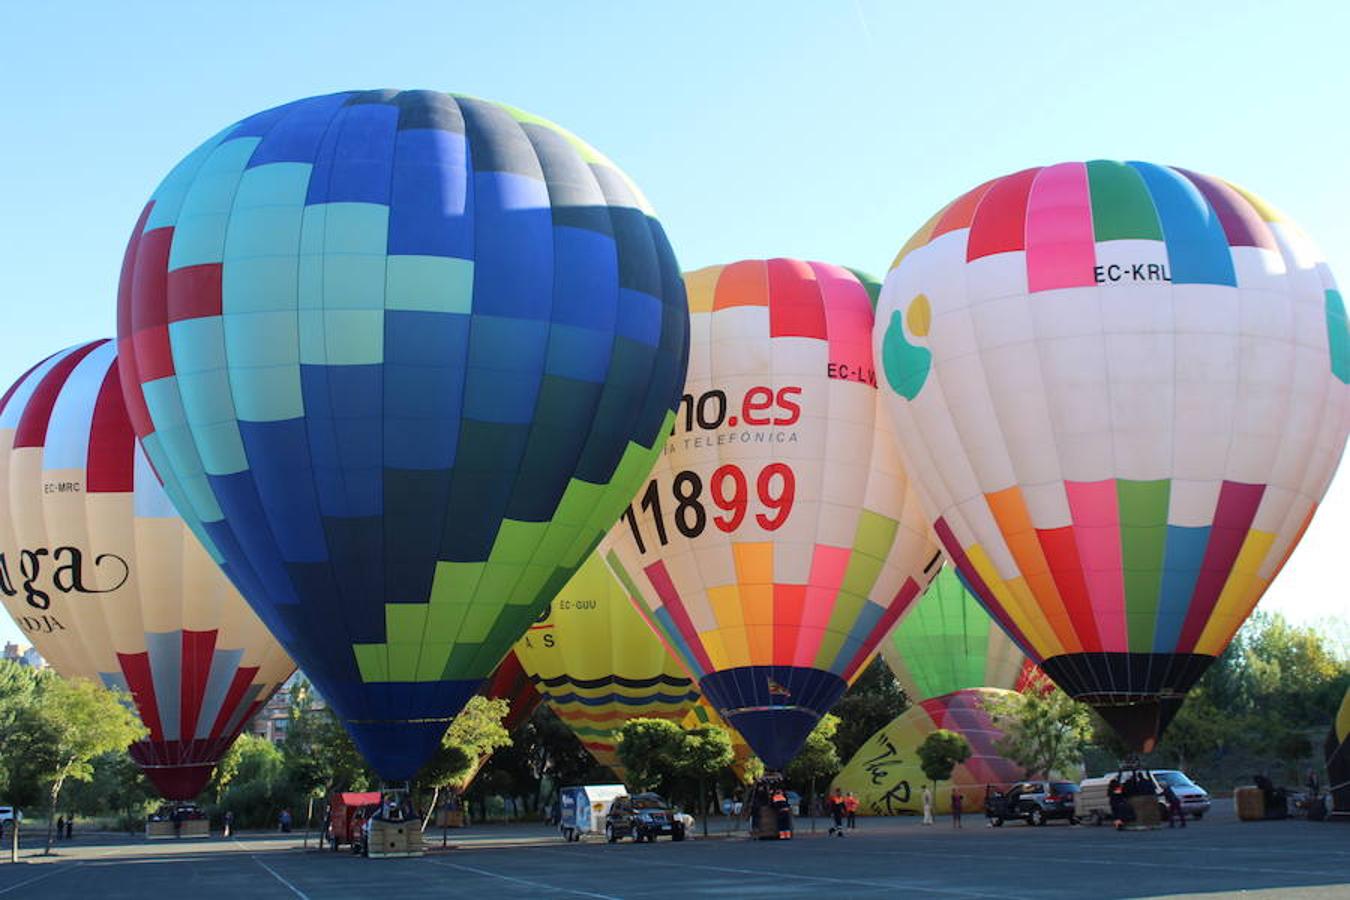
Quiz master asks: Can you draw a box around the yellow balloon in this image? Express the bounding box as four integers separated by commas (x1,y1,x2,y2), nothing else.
514,553,697,778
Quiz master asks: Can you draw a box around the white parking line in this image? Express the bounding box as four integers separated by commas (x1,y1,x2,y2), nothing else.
428,858,623,899
232,838,309,899
0,862,80,896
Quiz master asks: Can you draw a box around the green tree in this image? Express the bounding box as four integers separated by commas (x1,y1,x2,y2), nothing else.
916,729,971,797
984,686,1092,780
281,679,373,798
63,751,155,824
12,676,147,854
416,695,511,826
829,659,909,764
616,718,685,794
676,724,733,831
785,713,842,815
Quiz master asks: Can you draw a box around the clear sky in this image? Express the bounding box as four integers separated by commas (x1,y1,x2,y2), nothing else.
0,1,1345,647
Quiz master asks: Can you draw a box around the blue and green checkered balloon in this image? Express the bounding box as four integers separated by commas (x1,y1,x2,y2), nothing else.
117,90,689,780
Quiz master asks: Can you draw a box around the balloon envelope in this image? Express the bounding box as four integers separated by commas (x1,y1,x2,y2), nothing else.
1328,686,1349,816
682,698,757,784
514,553,697,777
479,650,541,733
830,688,1028,815
606,260,942,770
881,565,1038,704
116,90,688,779
876,162,1349,750
0,341,294,799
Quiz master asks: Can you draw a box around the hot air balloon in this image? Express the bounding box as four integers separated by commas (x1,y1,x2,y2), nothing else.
1327,686,1350,817
605,259,942,771
115,90,689,780
480,650,541,734
829,687,1029,816
514,553,698,777
880,565,1039,704
0,341,294,799
875,162,1350,750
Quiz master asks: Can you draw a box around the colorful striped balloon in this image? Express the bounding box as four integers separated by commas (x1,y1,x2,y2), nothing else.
606,260,942,770
881,565,1038,704
115,90,689,779
0,341,294,799
831,688,1026,815
876,161,1349,750
514,553,697,778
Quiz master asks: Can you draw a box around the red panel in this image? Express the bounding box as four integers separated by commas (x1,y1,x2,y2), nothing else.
129,226,175,382
117,202,154,342
206,666,258,740
1035,527,1102,652
178,630,218,742
931,180,997,240
167,263,224,323
13,341,106,448
643,560,716,674
131,325,175,383
966,168,1041,261
0,355,55,421
767,258,828,340
86,359,136,493
118,650,164,743
771,584,806,666
142,761,215,801
1177,481,1265,652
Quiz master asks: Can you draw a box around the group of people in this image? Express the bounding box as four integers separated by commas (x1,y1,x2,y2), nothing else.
1108,771,1183,830
826,788,860,835
920,786,964,827
53,816,74,839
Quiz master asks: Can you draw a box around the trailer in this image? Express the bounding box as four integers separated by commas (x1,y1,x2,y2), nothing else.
324,792,381,851
558,784,626,842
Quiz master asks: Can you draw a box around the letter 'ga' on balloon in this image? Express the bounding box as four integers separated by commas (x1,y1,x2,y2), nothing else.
605,260,943,771
880,565,1039,704
514,552,698,778
0,341,295,799
874,162,1349,750
115,91,689,780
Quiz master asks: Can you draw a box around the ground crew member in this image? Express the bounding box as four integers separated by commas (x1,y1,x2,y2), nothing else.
828,787,846,836
844,792,859,829
771,789,793,840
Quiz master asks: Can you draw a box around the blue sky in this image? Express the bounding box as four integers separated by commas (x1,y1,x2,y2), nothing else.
0,1,1346,647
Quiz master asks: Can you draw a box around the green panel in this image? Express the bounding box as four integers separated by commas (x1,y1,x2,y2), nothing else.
353,644,388,682
1328,290,1349,384
1116,479,1169,650
1086,160,1163,242
812,622,851,671
887,568,993,701
385,604,428,644
839,553,884,600
416,644,453,681
852,509,899,562
386,644,421,682
489,519,549,565
429,561,485,604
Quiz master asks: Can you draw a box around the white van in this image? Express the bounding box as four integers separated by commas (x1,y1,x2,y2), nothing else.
0,807,21,824
1078,768,1211,825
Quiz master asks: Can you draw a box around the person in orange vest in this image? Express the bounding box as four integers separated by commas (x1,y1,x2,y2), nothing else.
844,792,859,830
770,789,793,840
828,787,846,836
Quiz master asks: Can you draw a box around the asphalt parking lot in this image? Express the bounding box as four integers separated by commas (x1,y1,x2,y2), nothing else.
0,801,1345,899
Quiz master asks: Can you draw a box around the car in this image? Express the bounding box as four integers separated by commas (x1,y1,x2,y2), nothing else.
984,780,1080,826
1077,768,1211,825
0,807,21,825
604,793,686,843
1149,770,1211,819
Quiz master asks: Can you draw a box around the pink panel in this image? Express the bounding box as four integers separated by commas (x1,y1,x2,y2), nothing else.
1026,162,1097,292
792,545,851,666
1065,480,1126,651
810,261,875,383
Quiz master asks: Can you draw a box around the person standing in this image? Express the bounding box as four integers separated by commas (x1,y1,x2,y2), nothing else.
1163,786,1185,828
951,791,963,829
56,816,64,840
828,788,846,836
65,817,72,840
223,810,233,838
922,785,934,825
844,792,859,830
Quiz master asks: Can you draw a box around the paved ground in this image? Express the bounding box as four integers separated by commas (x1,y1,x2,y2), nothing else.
0,801,1345,899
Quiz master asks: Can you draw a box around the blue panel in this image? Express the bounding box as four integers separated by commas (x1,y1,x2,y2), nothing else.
228,100,310,140
300,365,384,518
615,288,662,347
1128,162,1236,287
306,103,400,206
544,325,612,383
550,226,619,330
1153,524,1211,651
387,128,473,258
344,680,482,780
468,316,547,371
699,665,848,770
468,171,552,319
231,420,330,560
654,607,704,676
248,93,352,167
383,310,467,470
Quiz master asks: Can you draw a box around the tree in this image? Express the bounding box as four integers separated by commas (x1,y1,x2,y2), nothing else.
12,676,146,854
984,686,1092,781
830,659,910,764
916,729,971,798
281,679,373,798
416,695,512,827
616,718,685,794
676,725,733,832
785,713,842,816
